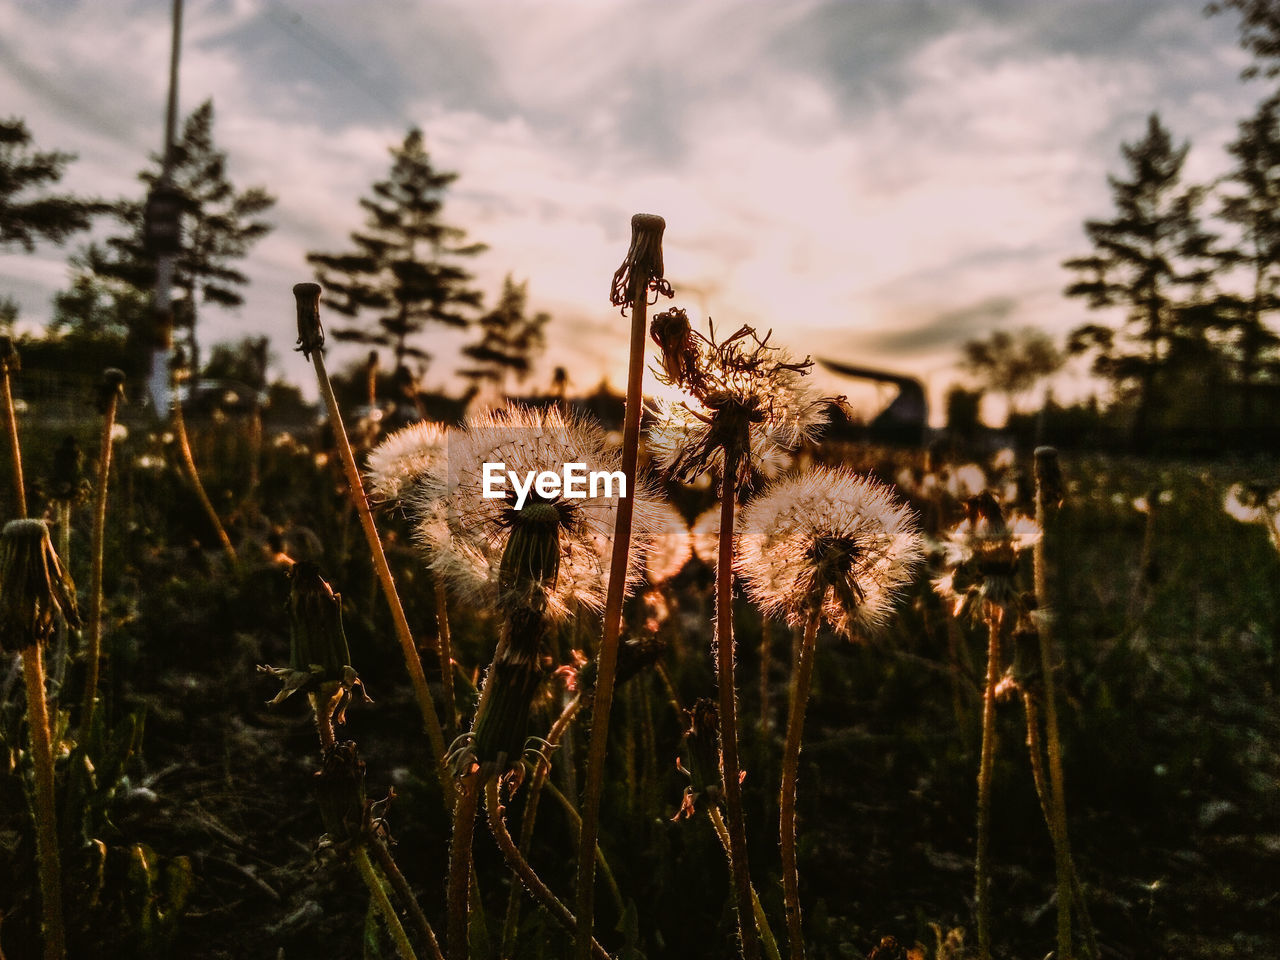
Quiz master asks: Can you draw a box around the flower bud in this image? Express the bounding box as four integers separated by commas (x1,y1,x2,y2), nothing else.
95,368,126,414
650,307,702,392
0,519,80,652
289,562,352,681
673,698,723,818
0,336,19,375
313,740,368,847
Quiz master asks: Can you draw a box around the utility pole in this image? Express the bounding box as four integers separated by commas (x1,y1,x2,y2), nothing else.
144,0,183,415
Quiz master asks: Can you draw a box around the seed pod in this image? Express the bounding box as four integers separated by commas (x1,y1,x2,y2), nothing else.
0,518,80,652
498,500,565,610
650,306,702,393
470,605,549,777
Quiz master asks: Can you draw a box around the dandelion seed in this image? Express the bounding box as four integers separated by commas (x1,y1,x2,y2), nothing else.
413,404,661,622
365,419,450,505
735,467,923,636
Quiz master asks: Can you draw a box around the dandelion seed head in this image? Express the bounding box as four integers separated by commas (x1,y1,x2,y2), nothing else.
735,467,923,637
935,492,1040,616
415,404,661,621
645,503,693,584
365,420,450,504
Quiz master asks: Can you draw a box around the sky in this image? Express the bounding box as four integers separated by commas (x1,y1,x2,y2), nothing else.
0,0,1270,422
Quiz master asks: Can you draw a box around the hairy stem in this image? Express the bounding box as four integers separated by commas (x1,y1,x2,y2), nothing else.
310,347,448,783
574,264,649,960
713,446,759,960
486,779,610,960
370,839,445,960
975,607,1003,960
780,612,819,960
23,645,66,960
447,775,481,960
541,779,624,918
709,804,783,960
354,844,419,960
80,390,120,742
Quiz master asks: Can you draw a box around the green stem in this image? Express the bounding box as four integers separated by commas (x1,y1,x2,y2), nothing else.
709,805,782,960
23,645,66,960
370,839,445,960
310,347,448,787
485,779,611,960
80,391,120,743
2,367,26,518
780,612,819,960
540,779,624,919
975,607,1003,960
354,845,419,960
714,446,759,960
447,775,481,960
574,267,649,960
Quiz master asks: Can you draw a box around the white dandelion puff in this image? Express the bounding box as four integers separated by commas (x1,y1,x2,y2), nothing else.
365,420,450,505
934,492,1041,617
735,467,924,637
410,404,662,622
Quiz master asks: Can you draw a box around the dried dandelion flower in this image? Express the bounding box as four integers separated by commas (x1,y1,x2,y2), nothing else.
648,322,828,487
1223,482,1280,551
0,518,79,652
736,467,923,636
609,213,673,311
365,419,450,505
934,492,1041,619
413,404,660,622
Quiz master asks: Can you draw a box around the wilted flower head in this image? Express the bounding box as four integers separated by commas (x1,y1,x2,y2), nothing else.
610,213,673,311
736,467,923,636
0,518,80,652
648,321,828,487
934,492,1041,618
365,419,450,505
412,404,660,621
673,698,724,820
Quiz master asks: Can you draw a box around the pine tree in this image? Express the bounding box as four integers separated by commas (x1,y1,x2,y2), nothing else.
0,118,104,251
306,128,485,376
1208,0,1280,79
1215,94,1280,438
1063,113,1217,446
91,100,275,372
459,275,549,393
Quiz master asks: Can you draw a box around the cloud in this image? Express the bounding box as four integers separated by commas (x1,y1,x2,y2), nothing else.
0,0,1266,404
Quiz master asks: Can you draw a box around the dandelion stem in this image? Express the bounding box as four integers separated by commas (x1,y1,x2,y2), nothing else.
503,695,583,954
1034,450,1084,960
370,839,446,960
1,361,26,518
975,606,1003,960
308,343,448,782
435,577,457,737
540,779,624,919
715,445,760,960
574,242,651,960
1022,693,1096,960
354,844,419,960
485,778,611,960
447,774,481,960
80,387,121,742
171,390,237,566
23,644,66,960
709,804,783,960
780,611,819,960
